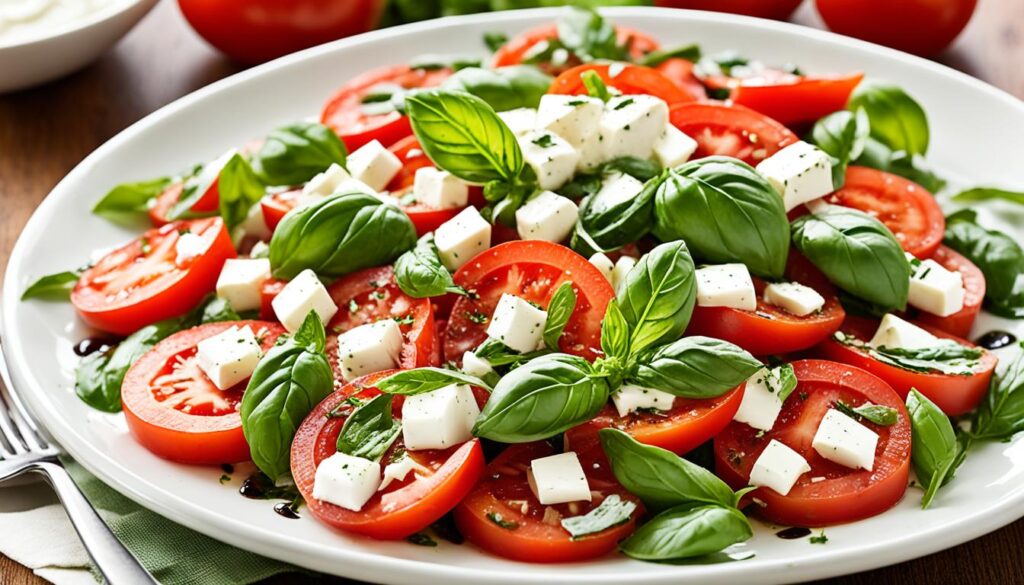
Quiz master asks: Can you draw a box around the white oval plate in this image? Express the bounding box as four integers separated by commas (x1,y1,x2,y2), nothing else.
4,7,1024,584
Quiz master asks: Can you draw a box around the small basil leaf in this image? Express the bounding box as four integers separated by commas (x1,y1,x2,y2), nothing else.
869,341,982,376
581,70,611,102
600,299,630,360
631,336,762,399
394,234,467,298
638,43,702,67
409,53,482,71
616,241,698,356
200,297,242,324
943,212,1024,314
809,109,869,189
560,494,637,539
483,32,508,53
848,80,930,156
21,270,80,301
543,281,577,350
906,388,959,509
952,187,1024,206
835,400,899,426
167,152,234,221
217,153,266,233
336,394,403,461
972,345,1024,440
440,66,553,112
92,176,173,224
620,504,753,561
292,310,327,352
252,122,348,186
556,6,628,62
773,363,799,403
852,137,945,193
571,171,656,256
377,367,491,395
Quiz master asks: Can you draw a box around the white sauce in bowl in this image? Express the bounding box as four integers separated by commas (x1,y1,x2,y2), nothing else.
0,0,113,42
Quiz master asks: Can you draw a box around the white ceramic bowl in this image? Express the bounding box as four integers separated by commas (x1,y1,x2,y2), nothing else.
0,0,157,93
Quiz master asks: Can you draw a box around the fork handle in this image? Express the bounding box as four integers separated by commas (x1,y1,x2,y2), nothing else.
32,461,159,584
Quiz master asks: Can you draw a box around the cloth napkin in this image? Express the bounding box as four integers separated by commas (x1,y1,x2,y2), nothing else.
0,458,301,584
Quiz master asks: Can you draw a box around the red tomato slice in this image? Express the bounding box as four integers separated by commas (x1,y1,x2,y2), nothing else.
491,24,659,74
669,102,798,166
714,359,911,526
321,65,452,151
817,316,997,416
260,188,304,232
654,57,707,100
548,63,697,105
913,246,985,338
122,320,285,464
454,441,641,563
726,73,864,127
826,166,945,259
443,241,615,363
71,217,236,336
291,370,486,539
148,149,243,226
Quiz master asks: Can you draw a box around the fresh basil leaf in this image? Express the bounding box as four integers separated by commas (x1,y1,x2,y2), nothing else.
973,345,1024,440
852,137,946,193
377,367,491,395
652,157,790,278
21,270,80,301
944,212,1024,317
620,503,753,561
835,400,899,426
410,53,482,71
92,176,173,224
560,494,637,539
217,153,266,232
543,282,577,350
581,70,611,102
252,122,348,186
483,31,508,53
848,80,929,156
571,171,656,256
473,353,609,442
269,193,416,280
809,109,870,189
395,234,468,298
952,187,1024,206
772,363,799,403
694,50,749,78
616,241,698,356
336,394,403,461
600,299,630,360
200,297,243,324
632,337,762,399
906,388,959,508
602,156,662,182
791,205,910,310
441,66,553,112
870,341,982,376
556,6,628,62
638,43,701,67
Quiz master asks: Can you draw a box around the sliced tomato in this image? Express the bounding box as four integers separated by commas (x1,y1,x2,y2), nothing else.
72,218,236,336
548,63,697,105
122,320,285,464
817,316,997,415
491,24,659,74
292,370,486,539
443,241,614,363
913,246,985,338
826,166,945,259
654,57,707,100
320,64,452,151
148,149,239,226
669,102,798,166
454,441,640,563
715,359,911,526
260,188,304,232
724,73,864,127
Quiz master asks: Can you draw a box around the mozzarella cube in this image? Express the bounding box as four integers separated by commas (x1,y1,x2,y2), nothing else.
461,351,495,380
196,326,262,390
575,131,606,173
346,140,402,191
435,206,491,271
527,452,592,505
519,130,580,190
869,313,941,350
590,172,644,214
497,107,538,136
909,255,965,317
249,240,270,259
611,255,637,293
755,141,834,211
515,190,579,243
695,264,757,311
312,452,381,511
302,163,350,197
335,320,404,381
240,200,271,240
333,177,377,197
486,293,548,353
749,439,811,496
413,167,469,210
611,384,675,417
653,124,698,168
535,94,603,147
379,453,427,491
271,269,338,333
216,259,271,313
401,384,480,451
763,281,825,317
812,409,879,471
599,94,669,161
589,252,614,282
733,367,786,431
174,232,208,263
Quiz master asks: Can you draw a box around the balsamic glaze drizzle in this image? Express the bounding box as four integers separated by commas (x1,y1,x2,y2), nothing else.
976,330,1017,351
776,526,812,540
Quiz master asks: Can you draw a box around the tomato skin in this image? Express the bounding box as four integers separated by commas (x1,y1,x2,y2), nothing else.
492,24,659,74
816,0,977,57
654,58,707,100
549,63,697,105
913,246,985,338
715,359,911,526
72,218,236,336
148,181,222,226
669,102,798,166
122,321,285,464
728,73,864,127
817,316,996,415
260,188,303,232
654,0,803,20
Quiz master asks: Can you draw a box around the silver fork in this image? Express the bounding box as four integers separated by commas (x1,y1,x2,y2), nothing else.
0,343,158,584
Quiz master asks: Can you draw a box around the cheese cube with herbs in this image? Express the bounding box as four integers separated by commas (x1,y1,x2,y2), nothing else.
434,206,491,271
611,255,637,292
812,409,879,471
333,177,377,198
591,172,644,214
519,130,580,190
733,367,787,431
599,94,669,161
763,281,825,317
908,254,965,317
589,252,614,282
535,94,603,147
749,439,811,496
528,451,592,505
413,167,468,210
486,293,547,352
612,384,675,417
346,139,402,191
378,453,426,491
755,141,834,211
240,201,272,240
303,163,350,197
216,258,271,312
497,107,538,136
401,384,480,451
335,320,404,381
869,313,940,350
695,264,757,311
271,269,338,332
653,124,698,168
196,325,263,390
312,452,381,512
515,190,578,243
575,130,605,173
461,350,495,380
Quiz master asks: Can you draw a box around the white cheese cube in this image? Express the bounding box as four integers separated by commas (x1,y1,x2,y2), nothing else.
333,177,377,197
519,130,580,191
599,94,669,161
196,326,262,390
535,94,603,147
346,139,402,191
401,384,480,451
486,293,548,353
312,452,381,511
733,367,786,432
216,258,271,312
653,124,698,168
434,206,491,271
908,255,965,317
763,281,825,317
497,107,538,136
611,384,675,417
589,253,614,282
749,439,810,496
515,190,579,243
240,200,271,240
695,264,757,311
174,232,208,263
755,141,834,212
869,313,940,350
335,320,404,382
611,255,637,293
302,163,350,197
575,131,605,173
271,269,338,333
378,453,427,491
249,241,270,259
812,409,879,471
527,451,592,505
413,167,469,210
461,351,495,379
590,172,644,214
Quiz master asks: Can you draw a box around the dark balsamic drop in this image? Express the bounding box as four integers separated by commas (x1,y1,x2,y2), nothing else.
221,463,235,474
776,526,812,540
976,330,1017,351
74,337,115,357
239,475,270,499
274,502,300,519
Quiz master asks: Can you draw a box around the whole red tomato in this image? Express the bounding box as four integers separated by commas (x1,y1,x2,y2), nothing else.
178,0,385,64
654,0,804,20
815,0,977,56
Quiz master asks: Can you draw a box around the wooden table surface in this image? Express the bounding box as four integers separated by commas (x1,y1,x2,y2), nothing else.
0,1,1021,583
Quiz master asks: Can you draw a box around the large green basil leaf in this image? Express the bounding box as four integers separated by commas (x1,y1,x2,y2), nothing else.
652,157,789,278
269,193,416,280
92,176,173,225
571,172,657,256
21,270,80,301
251,122,348,186
620,503,753,561
848,80,929,156
394,234,467,298
852,137,946,193
632,336,762,399
944,210,1024,318
440,66,553,112
377,367,492,395
473,353,608,442
809,109,869,189
217,153,266,232
791,205,910,310
336,394,402,461
906,388,959,509
973,345,1024,440
616,241,697,356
